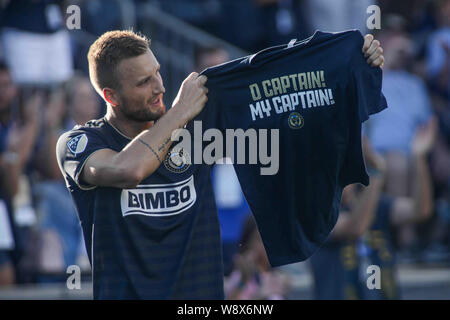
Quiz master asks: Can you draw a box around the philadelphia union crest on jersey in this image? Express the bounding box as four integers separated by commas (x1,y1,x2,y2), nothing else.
164,146,191,173
288,112,304,129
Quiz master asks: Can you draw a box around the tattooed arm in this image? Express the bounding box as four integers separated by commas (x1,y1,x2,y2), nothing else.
80,73,208,189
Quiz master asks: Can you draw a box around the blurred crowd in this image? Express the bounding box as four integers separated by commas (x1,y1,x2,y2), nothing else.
0,0,449,300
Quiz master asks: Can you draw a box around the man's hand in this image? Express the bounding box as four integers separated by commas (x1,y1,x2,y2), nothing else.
80,72,209,189
172,72,208,121
363,34,384,68
412,117,438,156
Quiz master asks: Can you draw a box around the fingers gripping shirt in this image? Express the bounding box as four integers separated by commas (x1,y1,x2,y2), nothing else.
198,30,387,267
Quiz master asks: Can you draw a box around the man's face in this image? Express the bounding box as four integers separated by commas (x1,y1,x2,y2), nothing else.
115,50,165,122
0,70,17,112
71,79,101,124
384,35,412,70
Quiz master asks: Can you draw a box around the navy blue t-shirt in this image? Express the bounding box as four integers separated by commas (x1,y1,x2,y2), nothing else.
200,30,387,267
0,125,18,266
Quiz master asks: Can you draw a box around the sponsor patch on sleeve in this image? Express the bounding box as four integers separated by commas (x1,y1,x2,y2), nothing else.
67,134,88,156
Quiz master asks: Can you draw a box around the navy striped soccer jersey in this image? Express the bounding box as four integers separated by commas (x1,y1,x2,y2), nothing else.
56,118,224,299
56,29,387,299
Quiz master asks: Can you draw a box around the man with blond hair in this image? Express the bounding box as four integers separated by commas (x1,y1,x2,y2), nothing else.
57,30,385,299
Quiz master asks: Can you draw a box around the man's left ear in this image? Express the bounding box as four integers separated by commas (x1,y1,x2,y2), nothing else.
103,87,119,107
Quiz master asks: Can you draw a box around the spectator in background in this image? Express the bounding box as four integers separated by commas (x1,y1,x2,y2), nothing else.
305,0,372,34
64,74,104,128
155,0,222,38
426,0,450,173
426,0,450,105
162,0,310,53
0,60,19,286
203,0,267,52
0,0,73,86
32,75,101,279
0,61,40,285
366,31,434,252
252,0,310,47
310,124,435,299
367,31,433,197
195,46,230,72
225,215,291,300
425,0,450,262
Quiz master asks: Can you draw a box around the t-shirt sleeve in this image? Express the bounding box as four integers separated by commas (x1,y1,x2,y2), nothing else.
339,32,388,188
188,70,225,164
197,69,223,130
56,129,108,189
350,32,388,123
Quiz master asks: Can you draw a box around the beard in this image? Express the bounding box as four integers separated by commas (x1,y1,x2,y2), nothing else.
120,96,166,122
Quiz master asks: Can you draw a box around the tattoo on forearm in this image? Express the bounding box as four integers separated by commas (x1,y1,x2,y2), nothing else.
138,138,162,163
158,137,171,152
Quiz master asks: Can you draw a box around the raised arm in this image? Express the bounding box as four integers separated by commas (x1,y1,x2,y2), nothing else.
1,92,41,197
333,137,387,240
80,72,208,189
390,118,437,225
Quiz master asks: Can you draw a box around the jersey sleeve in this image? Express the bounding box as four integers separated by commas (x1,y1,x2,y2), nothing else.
339,33,388,187
56,129,108,190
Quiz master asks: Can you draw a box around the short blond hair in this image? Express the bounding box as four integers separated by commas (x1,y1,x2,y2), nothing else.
87,30,150,95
